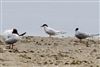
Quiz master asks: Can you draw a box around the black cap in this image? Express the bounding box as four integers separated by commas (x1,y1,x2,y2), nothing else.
12,28,19,35
41,24,48,27
75,28,79,31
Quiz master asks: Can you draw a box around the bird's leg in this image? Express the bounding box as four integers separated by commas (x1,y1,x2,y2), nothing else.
11,44,13,49
8,45,11,49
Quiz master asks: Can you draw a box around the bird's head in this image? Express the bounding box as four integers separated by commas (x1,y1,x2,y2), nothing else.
41,24,48,27
12,28,26,36
75,28,79,31
12,28,19,35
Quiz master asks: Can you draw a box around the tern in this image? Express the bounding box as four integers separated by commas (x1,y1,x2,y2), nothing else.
41,24,66,37
75,28,99,41
2,28,26,49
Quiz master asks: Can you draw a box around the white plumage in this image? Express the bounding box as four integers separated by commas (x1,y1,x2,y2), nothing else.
41,24,66,37
2,28,26,49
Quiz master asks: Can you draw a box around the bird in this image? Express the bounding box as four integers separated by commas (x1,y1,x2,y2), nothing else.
2,28,26,49
41,24,66,37
75,28,99,41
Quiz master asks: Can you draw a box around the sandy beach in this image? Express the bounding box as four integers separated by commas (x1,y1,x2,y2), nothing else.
0,36,100,67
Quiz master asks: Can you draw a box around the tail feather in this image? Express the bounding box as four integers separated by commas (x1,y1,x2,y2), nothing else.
58,31,66,34
89,34,100,37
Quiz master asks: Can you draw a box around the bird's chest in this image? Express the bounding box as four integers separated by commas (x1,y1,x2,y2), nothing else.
5,38,18,44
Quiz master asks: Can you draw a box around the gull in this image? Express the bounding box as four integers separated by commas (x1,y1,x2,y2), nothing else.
2,28,26,49
41,24,66,37
75,28,99,41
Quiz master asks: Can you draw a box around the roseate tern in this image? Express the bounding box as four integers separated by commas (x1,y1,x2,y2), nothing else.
41,24,66,37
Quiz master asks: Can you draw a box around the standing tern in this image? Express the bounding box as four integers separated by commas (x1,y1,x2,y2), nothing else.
3,28,26,49
41,24,66,37
75,28,99,41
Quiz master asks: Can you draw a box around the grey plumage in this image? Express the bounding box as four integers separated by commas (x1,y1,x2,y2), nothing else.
75,28,99,40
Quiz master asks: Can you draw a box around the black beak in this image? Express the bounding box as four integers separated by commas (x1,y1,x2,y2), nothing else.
19,32,26,36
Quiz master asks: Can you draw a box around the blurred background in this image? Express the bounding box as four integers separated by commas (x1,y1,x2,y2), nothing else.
0,0,99,36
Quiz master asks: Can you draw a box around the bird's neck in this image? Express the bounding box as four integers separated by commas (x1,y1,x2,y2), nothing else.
43,26,47,31
75,31,79,35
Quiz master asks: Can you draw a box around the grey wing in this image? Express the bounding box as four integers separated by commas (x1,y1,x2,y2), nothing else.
46,30,56,35
76,32,89,39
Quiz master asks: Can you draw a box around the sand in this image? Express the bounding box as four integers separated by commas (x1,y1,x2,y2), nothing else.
0,36,100,67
